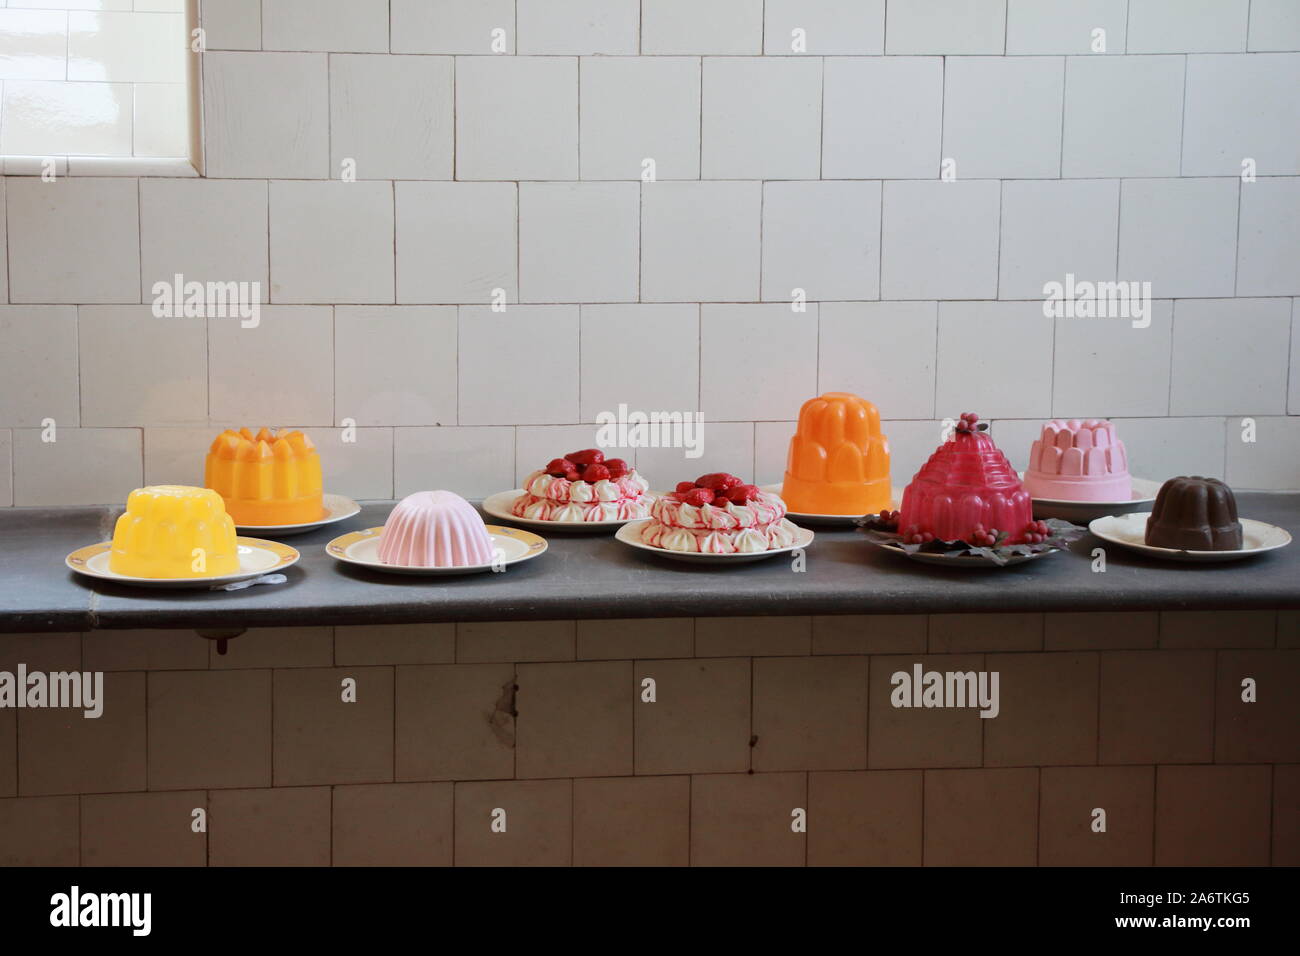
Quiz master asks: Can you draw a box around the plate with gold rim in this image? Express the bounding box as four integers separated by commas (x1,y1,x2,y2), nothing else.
326,524,548,576
65,538,300,589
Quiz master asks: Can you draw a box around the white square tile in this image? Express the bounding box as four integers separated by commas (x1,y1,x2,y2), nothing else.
1237,177,1300,296
140,178,268,302
942,56,1063,178
634,421,754,489
935,302,1054,419
1108,416,1226,479
999,179,1118,299
395,182,516,306
7,177,140,303
880,419,952,484
68,11,185,82
317,427,394,500
334,307,457,427
1127,0,1248,53
0,306,79,427
394,425,515,498
1225,416,1300,490
1248,0,1300,51
1169,298,1291,415
880,180,1001,300
79,305,207,426
1052,301,1173,418
142,426,218,487
640,181,761,302
329,54,453,180
261,0,388,53
699,304,817,421
13,427,141,506
200,0,261,51
641,0,762,54
203,51,328,178
1061,54,1184,177
518,182,639,303
0,431,11,507
579,304,699,422
1,80,133,156
458,306,579,425
1117,178,1238,298
886,0,1007,54
754,420,795,485
761,181,881,301
455,56,578,181
0,10,68,81
763,0,884,54
579,56,700,180
984,418,1043,472
818,302,938,420
133,82,188,157
701,57,821,179
822,56,943,179
269,181,394,304
514,424,638,488
1005,0,1128,54
207,306,334,425
391,0,514,54
1293,299,1300,414
517,0,638,54
1182,53,1300,175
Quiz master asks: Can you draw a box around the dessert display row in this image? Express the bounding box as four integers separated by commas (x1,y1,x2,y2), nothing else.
64,396,1290,588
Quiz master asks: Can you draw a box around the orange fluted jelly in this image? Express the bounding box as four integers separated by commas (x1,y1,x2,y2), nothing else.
782,392,891,515
109,485,240,578
205,427,325,526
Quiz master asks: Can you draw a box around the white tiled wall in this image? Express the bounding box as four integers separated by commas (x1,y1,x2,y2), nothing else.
0,2,189,161
1,0,1298,505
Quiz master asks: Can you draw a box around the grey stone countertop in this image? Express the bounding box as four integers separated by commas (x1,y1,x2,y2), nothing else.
1,493,1298,633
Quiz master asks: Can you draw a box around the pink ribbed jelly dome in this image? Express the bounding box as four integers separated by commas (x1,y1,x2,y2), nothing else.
377,491,495,567
899,429,1033,544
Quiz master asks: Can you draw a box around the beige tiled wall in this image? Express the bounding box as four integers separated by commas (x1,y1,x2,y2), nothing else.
0,611,1296,866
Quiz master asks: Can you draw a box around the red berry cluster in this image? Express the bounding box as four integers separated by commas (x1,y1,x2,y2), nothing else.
669,473,760,508
544,449,630,484
969,524,999,547
874,509,901,530
954,412,980,434
901,524,936,545
1022,519,1051,544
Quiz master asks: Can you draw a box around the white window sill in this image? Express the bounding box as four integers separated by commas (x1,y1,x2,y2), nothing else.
2,156,200,177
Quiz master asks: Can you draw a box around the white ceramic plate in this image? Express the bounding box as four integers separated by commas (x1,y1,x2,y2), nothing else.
482,489,651,532
760,483,902,527
234,493,361,536
326,525,547,576
614,518,814,564
1020,475,1161,522
66,538,300,589
871,539,1056,568
1088,513,1292,563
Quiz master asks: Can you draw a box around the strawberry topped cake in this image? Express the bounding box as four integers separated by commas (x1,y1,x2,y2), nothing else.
512,449,653,522
638,472,801,554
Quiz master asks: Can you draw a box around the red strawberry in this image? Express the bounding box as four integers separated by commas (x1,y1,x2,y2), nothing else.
675,481,696,494
604,458,629,479
726,483,761,505
682,488,715,507
566,448,605,466
545,457,571,477
583,463,611,482
696,473,742,492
